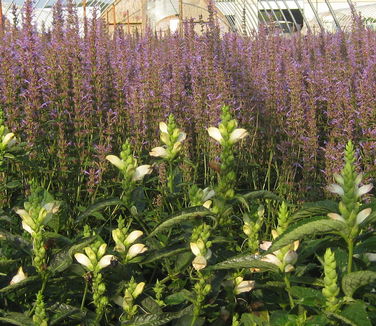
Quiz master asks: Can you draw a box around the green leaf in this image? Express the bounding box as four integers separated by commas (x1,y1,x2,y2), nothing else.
165,289,194,305
48,236,96,273
76,198,124,222
175,314,204,326
49,303,86,325
235,190,281,203
0,275,40,294
122,305,193,325
290,286,325,307
147,207,211,238
5,180,21,189
270,311,297,326
305,314,330,326
268,217,347,253
210,254,279,272
328,302,372,326
291,200,338,220
141,297,163,314
342,271,376,298
141,245,188,265
0,312,34,326
241,313,269,326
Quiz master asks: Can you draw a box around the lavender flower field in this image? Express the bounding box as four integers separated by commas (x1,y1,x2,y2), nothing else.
0,1,376,326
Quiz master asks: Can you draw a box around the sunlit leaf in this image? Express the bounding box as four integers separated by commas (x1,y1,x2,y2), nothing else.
148,207,211,238
268,217,347,253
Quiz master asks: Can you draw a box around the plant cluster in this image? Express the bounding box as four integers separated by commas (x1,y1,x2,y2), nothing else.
0,3,375,326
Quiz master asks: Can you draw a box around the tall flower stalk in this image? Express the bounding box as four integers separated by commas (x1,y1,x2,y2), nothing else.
327,140,373,273
207,105,248,222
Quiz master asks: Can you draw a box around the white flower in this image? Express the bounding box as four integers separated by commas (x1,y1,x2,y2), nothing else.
207,127,223,144
98,255,116,269
234,277,255,295
229,128,248,144
190,242,201,256
21,221,34,235
356,208,372,225
327,213,346,223
177,132,186,143
149,146,168,158
357,184,373,197
127,243,148,260
125,230,143,245
2,132,15,146
327,184,344,196
74,253,94,270
106,155,126,170
10,267,27,285
132,165,152,181
132,282,145,298
159,122,168,133
192,255,207,271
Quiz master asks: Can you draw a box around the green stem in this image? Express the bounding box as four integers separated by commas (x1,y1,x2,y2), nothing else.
284,274,295,310
347,239,354,274
81,279,89,311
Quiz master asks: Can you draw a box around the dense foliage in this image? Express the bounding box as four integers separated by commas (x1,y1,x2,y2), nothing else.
0,1,376,326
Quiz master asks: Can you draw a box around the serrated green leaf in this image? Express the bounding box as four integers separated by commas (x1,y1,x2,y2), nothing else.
0,275,40,294
340,301,372,326
122,305,193,325
147,207,211,238
342,271,376,298
241,313,269,326
76,198,124,222
210,254,279,272
268,217,347,253
0,312,34,326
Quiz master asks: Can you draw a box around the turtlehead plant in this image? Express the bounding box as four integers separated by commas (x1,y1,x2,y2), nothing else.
15,188,60,276
327,141,373,272
242,205,264,253
112,218,147,263
189,185,215,209
149,114,186,161
207,106,248,221
190,223,212,271
260,202,297,309
260,202,299,273
119,277,146,321
75,240,116,321
106,140,152,205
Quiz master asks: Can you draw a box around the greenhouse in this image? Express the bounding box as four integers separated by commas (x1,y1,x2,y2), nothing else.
0,0,376,325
